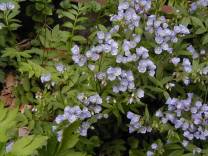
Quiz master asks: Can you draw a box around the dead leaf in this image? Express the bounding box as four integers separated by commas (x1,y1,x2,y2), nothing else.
161,5,174,14
18,127,29,137
19,104,33,113
0,73,16,107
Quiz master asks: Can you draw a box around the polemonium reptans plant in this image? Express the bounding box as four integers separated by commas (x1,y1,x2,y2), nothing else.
49,0,207,155
67,0,196,143
1,0,208,155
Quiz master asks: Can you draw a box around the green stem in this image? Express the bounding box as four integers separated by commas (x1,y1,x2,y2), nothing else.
4,11,9,30
69,7,80,50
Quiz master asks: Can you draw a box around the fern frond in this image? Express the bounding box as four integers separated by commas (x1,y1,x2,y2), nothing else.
0,102,18,142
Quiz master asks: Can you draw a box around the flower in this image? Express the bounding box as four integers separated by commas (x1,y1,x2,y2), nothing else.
0,2,15,11
55,115,65,124
6,141,14,153
79,122,91,136
147,150,154,156
71,45,80,55
97,31,105,40
40,73,51,83
182,58,192,73
57,130,63,142
136,89,144,98
55,64,65,73
127,111,152,134
183,76,190,86
151,143,158,150
171,57,180,65
202,66,208,75
190,0,208,12
187,45,198,59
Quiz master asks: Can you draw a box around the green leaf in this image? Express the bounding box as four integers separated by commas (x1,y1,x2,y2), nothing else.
38,136,59,156
22,78,30,92
77,17,88,22
9,23,21,30
62,12,76,20
191,16,204,27
71,4,78,10
175,50,193,56
0,104,18,142
72,36,86,43
74,25,85,31
58,122,80,153
205,18,208,28
129,149,144,156
202,33,208,45
168,150,184,156
2,48,31,59
11,135,48,156
160,76,173,85
165,144,182,150
182,154,193,156
180,17,191,26
59,150,86,156
144,105,150,122
19,61,46,78
98,24,107,32
195,27,207,34
117,103,125,114
167,130,181,143
70,9,78,15
63,22,74,29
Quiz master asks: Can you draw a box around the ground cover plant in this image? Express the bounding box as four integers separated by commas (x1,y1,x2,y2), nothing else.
0,0,207,155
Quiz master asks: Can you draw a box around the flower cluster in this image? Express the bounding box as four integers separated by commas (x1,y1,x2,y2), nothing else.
171,57,192,73
146,15,190,55
79,121,91,136
128,88,145,104
187,45,199,59
71,45,87,66
156,93,208,140
116,40,138,64
71,26,119,66
54,93,105,140
190,0,208,12
55,106,91,124
117,40,156,76
137,58,156,76
181,140,202,155
104,67,135,93
127,111,152,134
0,2,15,11
111,1,143,30
77,93,103,114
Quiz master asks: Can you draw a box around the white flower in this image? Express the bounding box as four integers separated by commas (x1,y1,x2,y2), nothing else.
137,89,144,98
171,57,180,65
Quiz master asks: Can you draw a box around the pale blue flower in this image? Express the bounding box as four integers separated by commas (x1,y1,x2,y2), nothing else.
41,73,51,83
